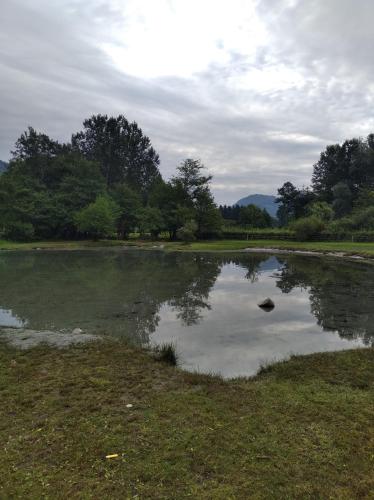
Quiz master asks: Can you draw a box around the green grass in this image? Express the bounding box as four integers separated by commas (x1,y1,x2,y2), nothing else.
0,340,373,498
0,239,129,251
3,237,374,258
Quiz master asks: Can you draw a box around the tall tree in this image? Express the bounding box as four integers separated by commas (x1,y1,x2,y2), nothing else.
72,114,161,195
312,136,374,201
276,182,314,225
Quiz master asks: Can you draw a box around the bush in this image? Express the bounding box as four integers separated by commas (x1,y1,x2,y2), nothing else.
75,196,119,240
4,221,35,241
177,220,198,243
292,216,325,241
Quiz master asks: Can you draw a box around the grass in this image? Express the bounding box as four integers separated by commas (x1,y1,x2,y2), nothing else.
154,342,179,366
0,339,373,498
3,237,374,258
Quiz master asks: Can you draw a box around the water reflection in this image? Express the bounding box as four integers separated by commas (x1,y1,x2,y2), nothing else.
0,250,372,377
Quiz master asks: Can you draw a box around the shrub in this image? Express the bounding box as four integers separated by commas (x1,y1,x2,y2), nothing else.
4,221,35,241
177,220,198,243
292,216,325,241
75,195,119,240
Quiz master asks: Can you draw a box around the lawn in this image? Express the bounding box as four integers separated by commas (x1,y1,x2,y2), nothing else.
1,340,373,498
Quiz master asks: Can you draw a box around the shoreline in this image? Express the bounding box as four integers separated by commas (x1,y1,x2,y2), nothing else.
2,239,374,263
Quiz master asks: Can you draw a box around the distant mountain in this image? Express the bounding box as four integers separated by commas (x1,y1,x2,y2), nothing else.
234,194,278,218
0,160,8,173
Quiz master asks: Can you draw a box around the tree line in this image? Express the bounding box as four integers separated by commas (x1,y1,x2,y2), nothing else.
276,134,374,239
218,204,273,228
0,115,222,241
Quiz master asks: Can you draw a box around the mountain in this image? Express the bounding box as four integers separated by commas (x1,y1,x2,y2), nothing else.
0,160,8,173
234,194,278,218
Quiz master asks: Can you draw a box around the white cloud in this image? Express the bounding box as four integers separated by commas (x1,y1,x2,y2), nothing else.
101,0,267,78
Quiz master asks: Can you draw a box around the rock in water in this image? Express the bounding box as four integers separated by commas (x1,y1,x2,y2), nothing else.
258,298,275,310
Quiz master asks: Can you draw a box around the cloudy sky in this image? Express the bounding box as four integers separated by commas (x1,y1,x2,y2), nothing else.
1,0,373,204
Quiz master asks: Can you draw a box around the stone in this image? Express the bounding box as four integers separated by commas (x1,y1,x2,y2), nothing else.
72,327,83,334
258,298,275,310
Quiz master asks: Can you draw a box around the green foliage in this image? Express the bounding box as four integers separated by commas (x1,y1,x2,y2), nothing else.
137,206,165,238
111,184,142,239
332,182,352,218
75,196,120,240
276,182,315,226
307,201,334,222
0,153,105,240
176,220,198,243
194,188,223,238
292,216,325,241
72,114,161,194
3,221,35,241
239,204,272,228
312,136,374,201
2,120,225,242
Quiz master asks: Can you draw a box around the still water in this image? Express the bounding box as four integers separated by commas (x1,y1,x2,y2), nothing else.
0,250,372,377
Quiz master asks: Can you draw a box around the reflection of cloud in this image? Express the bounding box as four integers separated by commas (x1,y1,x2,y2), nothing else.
153,261,367,377
2,1,374,203
0,308,24,328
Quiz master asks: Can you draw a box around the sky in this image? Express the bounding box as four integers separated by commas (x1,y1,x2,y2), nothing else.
1,0,373,204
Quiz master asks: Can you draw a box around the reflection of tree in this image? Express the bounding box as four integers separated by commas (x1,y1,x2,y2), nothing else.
0,251,222,343
169,255,219,325
275,256,374,345
228,254,272,283
0,251,272,343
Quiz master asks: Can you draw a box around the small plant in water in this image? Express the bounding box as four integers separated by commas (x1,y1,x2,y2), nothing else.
155,342,178,366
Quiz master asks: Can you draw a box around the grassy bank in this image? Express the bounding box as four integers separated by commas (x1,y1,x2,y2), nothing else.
1,340,373,498
3,237,374,258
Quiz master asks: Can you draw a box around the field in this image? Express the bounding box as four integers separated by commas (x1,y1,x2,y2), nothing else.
0,340,373,498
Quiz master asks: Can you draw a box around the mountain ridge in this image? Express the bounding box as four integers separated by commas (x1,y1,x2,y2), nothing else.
234,194,278,217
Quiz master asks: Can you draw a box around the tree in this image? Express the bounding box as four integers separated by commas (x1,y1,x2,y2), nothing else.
75,196,119,240
11,127,69,185
171,158,222,238
72,114,161,195
172,159,212,205
312,136,374,201
194,188,223,237
332,182,352,218
276,182,314,225
177,220,198,243
306,201,334,222
137,206,165,239
110,184,142,239
149,179,193,240
0,153,105,239
239,204,272,228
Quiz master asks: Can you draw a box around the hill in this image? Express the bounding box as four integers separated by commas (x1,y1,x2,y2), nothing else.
0,160,8,173
235,194,278,217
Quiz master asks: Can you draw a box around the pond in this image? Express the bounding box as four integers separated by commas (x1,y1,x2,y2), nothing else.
0,249,373,377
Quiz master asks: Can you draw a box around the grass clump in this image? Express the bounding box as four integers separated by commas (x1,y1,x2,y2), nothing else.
154,341,178,365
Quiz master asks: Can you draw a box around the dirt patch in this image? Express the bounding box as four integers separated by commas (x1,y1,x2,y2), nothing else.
0,327,100,349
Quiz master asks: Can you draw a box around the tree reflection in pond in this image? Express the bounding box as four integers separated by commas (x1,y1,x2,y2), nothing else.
274,256,374,345
0,250,372,376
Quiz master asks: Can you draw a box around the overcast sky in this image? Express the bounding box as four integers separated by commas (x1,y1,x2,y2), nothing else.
1,0,373,204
